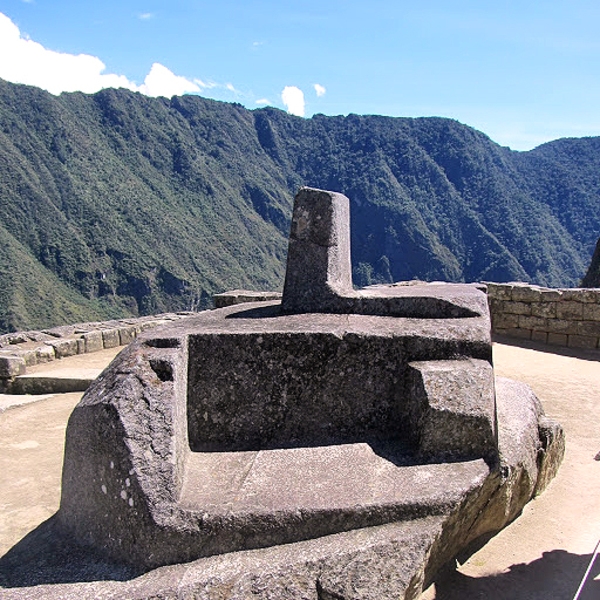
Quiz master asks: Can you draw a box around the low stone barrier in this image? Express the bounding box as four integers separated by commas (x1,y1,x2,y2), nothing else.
0,312,198,385
486,282,600,350
2,280,597,384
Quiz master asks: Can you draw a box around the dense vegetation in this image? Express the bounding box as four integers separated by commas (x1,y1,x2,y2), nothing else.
0,78,599,332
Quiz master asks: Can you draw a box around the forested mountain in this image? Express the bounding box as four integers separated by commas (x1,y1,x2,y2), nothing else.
0,78,599,333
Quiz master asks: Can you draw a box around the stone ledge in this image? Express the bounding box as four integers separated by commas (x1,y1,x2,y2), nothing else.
213,290,282,308
0,312,200,383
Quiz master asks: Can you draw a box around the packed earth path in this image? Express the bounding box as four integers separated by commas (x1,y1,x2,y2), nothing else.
0,339,598,599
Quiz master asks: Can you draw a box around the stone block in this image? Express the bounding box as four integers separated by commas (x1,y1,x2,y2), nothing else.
24,331,56,343
518,315,547,331
511,285,542,302
35,344,56,363
567,334,598,350
539,289,563,301
186,331,421,452
583,303,600,321
11,347,41,367
76,339,86,354
0,332,29,346
531,331,548,343
139,319,169,331
561,289,600,302
214,290,282,308
485,283,512,301
503,301,531,315
575,320,600,337
408,359,497,462
556,301,584,321
101,329,121,349
118,326,137,346
545,319,574,335
487,297,503,313
42,325,77,338
534,416,566,496
547,333,568,346
82,331,104,353
282,187,353,314
0,355,26,378
491,311,519,330
531,301,556,319
503,327,532,340
48,338,79,358
493,327,510,336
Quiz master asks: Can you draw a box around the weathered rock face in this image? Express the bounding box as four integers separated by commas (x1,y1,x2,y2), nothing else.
21,187,564,600
58,303,498,571
581,236,600,287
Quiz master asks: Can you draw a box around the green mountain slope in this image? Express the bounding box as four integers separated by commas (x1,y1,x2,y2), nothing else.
0,79,599,332
0,222,128,332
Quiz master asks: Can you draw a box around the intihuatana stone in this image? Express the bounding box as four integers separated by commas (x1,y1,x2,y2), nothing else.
0,187,564,600
282,188,487,319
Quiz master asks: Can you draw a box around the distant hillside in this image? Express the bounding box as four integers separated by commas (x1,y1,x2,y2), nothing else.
0,78,599,332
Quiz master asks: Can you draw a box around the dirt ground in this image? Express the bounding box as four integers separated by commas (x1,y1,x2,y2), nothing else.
0,340,598,598
0,347,123,552
421,339,600,600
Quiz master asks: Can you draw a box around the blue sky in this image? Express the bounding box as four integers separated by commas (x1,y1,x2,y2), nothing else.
1,1,599,150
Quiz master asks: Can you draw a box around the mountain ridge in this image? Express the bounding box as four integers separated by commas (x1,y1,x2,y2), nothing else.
0,78,598,332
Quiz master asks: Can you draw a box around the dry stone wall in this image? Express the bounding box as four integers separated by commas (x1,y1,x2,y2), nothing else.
487,282,600,350
0,312,197,383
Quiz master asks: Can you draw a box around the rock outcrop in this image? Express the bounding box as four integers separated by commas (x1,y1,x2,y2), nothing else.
0,188,565,600
581,237,600,287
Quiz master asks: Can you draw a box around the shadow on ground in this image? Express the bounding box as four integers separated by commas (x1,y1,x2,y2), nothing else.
431,549,599,600
0,515,137,587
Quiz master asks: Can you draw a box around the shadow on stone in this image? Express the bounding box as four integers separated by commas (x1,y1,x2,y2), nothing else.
0,516,137,587
430,549,600,600
224,303,284,319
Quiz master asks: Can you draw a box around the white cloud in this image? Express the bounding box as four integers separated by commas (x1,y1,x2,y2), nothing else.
139,13,154,20
139,63,200,97
314,83,326,97
0,12,200,98
194,78,216,89
255,98,271,105
191,77,241,97
281,86,305,117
